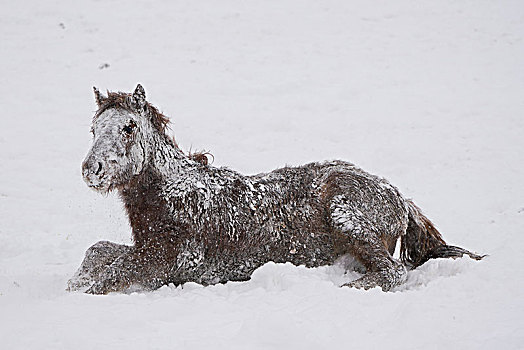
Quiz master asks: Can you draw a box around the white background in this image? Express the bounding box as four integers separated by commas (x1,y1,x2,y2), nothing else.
1,1,523,348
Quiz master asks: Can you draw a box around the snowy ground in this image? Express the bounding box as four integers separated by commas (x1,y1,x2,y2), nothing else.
1,0,523,348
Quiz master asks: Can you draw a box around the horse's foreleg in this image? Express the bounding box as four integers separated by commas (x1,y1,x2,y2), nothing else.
67,241,131,292
85,246,173,294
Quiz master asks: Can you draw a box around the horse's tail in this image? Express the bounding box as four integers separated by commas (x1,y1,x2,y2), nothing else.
400,199,484,268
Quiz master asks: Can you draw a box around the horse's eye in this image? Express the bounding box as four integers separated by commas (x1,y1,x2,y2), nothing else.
122,121,137,135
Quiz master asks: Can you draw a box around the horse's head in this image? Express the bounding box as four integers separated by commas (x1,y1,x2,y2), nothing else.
82,84,167,193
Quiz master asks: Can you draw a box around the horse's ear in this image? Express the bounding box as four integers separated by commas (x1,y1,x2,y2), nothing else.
93,86,106,107
133,84,146,109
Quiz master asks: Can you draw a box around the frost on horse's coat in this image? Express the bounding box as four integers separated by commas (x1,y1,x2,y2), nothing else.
67,84,483,294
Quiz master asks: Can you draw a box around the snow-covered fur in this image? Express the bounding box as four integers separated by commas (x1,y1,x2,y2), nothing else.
68,84,483,294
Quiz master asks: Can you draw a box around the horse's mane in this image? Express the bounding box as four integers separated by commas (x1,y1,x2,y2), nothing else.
188,150,214,166
94,91,212,166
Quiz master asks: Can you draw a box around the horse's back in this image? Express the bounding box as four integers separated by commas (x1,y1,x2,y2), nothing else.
262,160,409,237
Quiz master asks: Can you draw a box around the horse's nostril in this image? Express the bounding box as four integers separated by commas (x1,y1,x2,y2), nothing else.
95,162,103,176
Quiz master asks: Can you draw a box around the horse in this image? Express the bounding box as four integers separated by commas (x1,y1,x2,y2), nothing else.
67,84,483,294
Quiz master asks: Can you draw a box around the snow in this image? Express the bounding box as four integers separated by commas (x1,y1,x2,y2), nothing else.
1,0,523,348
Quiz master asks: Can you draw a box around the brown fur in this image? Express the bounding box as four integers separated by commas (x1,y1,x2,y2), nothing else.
69,85,484,294
400,200,483,268
400,200,445,267
188,151,214,166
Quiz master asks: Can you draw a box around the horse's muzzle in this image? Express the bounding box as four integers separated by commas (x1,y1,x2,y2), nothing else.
82,157,106,190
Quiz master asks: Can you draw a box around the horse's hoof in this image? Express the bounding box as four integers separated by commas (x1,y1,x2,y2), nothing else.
66,276,92,292
342,280,376,291
342,272,390,291
85,283,107,295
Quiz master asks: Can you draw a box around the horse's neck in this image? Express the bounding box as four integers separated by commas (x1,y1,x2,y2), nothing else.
119,166,167,245
150,134,210,186
150,133,188,173
119,133,202,243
